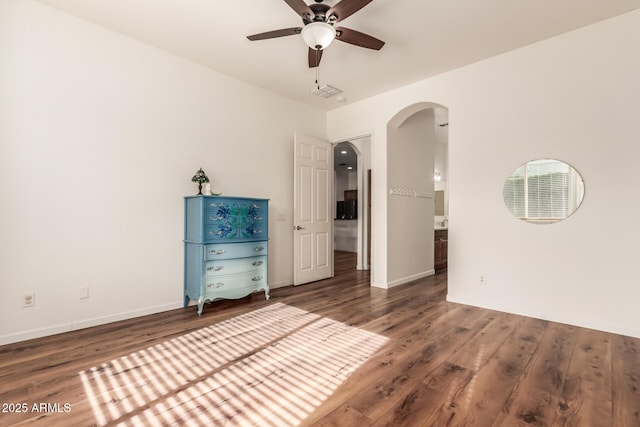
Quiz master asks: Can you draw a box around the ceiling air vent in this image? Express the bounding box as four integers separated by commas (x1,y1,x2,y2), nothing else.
311,84,343,98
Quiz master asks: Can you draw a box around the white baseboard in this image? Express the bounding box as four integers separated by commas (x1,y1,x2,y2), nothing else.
372,270,435,289
269,280,292,289
0,302,181,346
1,282,301,346
446,294,640,339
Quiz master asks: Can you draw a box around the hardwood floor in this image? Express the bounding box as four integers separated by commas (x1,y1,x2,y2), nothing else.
1,252,639,426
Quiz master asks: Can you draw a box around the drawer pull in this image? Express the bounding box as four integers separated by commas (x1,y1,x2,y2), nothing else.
252,204,262,209
253,216,263,220
252,261,264,266
207,282,225,288
209,249,225,255
208,203,224,208
207,265,224,272
209,216,224,221
252,229,263,235
252,276,263,282
254,246,265,252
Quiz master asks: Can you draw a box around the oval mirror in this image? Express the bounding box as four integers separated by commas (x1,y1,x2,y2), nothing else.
503,159,585,224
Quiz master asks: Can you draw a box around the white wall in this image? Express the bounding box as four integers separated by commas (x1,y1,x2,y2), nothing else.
327,10,640,338
433,107,448,196
0,0,326,344
387,109,435,286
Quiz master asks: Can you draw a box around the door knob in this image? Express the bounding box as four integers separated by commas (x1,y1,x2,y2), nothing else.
295,225,305,230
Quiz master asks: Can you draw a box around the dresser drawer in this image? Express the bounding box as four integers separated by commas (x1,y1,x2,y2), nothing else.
205,241,268,260
204,199,267,214
202,200,268,242
204,221,266,240
204,256,266,277
203,271,267,295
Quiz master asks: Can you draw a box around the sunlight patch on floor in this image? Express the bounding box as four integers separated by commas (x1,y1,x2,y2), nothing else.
79,303,388,426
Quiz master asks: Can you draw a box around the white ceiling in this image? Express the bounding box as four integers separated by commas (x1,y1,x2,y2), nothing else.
37,0,640,111
335,141,358,171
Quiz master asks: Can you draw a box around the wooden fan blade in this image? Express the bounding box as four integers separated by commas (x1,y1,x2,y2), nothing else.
283,0,314,19
327,0,372,22
247,27,302,41
308,48,323,68
335,27,384,50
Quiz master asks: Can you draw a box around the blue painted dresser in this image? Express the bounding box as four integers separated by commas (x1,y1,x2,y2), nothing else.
184,195,269,315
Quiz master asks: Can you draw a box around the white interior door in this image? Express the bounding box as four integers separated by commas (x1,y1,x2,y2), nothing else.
294,133,333,285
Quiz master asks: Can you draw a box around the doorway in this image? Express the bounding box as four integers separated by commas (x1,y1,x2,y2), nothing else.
332,137,371,272
334,141,358,272
384,104,449,287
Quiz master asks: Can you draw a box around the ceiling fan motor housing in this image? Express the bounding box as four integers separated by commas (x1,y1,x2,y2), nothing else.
304,3,333,24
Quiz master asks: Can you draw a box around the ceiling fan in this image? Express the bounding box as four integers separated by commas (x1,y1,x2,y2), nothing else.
247,0,385,68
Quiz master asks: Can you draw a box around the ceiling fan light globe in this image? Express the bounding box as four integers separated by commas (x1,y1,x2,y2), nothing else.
301,22,336,50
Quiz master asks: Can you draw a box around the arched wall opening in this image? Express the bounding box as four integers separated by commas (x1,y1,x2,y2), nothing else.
385,102,448,287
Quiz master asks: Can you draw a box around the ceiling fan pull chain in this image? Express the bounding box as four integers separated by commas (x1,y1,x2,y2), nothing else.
316,49,320,89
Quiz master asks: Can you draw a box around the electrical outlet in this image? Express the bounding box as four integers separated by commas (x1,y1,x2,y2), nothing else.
79,286,89,300
22,292,35,307
479,275,487,286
